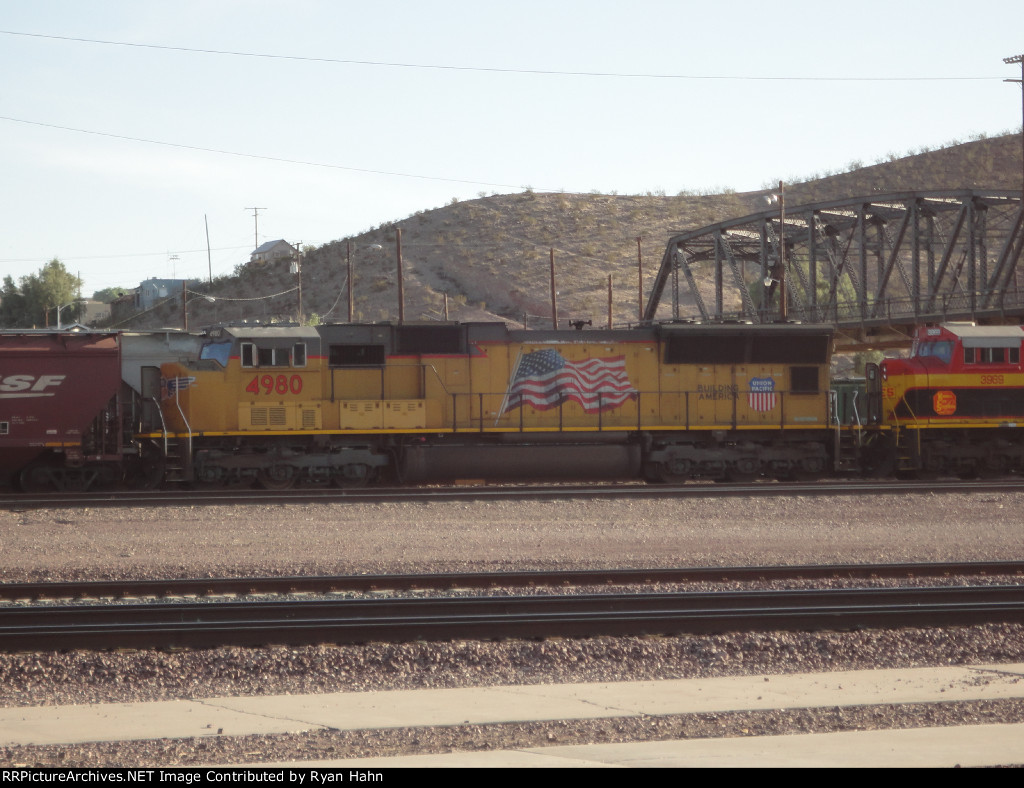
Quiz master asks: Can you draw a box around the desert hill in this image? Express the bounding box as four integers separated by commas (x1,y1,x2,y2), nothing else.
138,132,1023,330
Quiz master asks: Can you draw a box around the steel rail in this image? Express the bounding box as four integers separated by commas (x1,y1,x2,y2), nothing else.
2,585,1024,652
3,478,1024,510
1,561,1022,602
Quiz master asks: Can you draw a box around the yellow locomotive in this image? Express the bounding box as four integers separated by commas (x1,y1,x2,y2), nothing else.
153,321,835,487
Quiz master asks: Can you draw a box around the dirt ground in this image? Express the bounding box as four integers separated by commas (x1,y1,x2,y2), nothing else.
0,491,1019,581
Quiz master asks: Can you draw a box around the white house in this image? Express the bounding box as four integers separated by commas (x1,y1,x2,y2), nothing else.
250,240,296,265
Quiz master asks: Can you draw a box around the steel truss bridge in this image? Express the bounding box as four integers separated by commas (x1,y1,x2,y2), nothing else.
645,190,1024,349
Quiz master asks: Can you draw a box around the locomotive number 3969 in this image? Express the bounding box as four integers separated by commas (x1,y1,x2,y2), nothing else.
245,374,303,395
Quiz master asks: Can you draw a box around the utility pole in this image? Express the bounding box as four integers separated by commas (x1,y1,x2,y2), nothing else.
290,241,303,322
205,215,213,283
244,207,266,252
396,228,405,323
549,248,558,329
779,181,788,322
347,241,354,322
636,237,643,321
1004,54,1024,197
607,274,613,329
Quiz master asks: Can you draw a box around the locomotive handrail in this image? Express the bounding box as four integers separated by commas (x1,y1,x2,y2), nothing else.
436,388,828,434
173,384,193,480
143,396,170,456
421,362,452,396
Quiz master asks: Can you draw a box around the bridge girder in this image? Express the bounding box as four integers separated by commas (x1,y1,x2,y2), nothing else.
644,190,1024,336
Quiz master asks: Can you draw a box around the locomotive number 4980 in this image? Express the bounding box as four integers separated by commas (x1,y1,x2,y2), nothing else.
245,374,303,395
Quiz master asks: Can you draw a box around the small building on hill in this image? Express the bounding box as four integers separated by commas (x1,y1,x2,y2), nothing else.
251,240,296,265
137,279,193,311
107,279,194,325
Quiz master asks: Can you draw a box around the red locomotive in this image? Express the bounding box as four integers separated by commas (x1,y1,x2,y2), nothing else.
877,323,1024,476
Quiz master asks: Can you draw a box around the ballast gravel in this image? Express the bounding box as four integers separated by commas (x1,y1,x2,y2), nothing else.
0,490,1022,766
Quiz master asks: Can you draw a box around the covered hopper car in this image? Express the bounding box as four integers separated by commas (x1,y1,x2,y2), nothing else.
0,331,131,490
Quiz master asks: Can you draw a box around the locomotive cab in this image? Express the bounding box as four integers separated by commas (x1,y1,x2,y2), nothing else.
876,322,1024,477
880,323,1024,424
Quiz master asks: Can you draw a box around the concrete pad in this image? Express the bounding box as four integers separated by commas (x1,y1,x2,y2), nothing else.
213,684,605,731
270,723,1024,768
0,699,326,747
1,663,1022,748
211,662,1024,732
504,662,1024,718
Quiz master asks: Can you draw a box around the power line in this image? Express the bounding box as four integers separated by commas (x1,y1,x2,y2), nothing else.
0,244,251,264
0,29,1002,81
0,115,542,190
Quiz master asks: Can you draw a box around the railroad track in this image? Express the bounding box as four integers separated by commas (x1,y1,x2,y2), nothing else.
2,586,1023,652
2,477,1024,509
2,561,1022,601
3,563,1023,652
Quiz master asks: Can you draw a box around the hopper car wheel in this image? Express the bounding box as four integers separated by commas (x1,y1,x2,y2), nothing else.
19,464,54,493
257,466,296,490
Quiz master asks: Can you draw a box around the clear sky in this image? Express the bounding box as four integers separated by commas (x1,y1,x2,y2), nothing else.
2,0,1023,298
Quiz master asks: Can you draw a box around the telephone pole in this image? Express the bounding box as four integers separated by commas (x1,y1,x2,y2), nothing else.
244,207,266,251
1004,54,1024,196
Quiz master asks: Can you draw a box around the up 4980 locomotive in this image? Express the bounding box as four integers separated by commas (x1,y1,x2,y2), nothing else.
1,319,1021,491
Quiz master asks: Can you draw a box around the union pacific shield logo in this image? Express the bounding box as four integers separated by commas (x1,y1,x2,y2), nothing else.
161,376,196,400
748,377,776,412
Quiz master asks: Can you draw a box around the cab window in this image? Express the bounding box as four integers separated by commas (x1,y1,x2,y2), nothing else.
240,342,305,368
199,341,231,367
916,341,952,363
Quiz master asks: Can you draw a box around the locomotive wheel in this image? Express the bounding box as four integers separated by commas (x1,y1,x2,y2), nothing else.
956,463,980,480
653,458,692,484
257,466,296,490
725,457,759,483
977,451,1009,479
332,464,372,488
788,456,826,482
193,466,227,488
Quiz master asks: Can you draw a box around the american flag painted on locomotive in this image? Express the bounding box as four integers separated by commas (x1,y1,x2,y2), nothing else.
501,349,637,414
748,377,776,412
